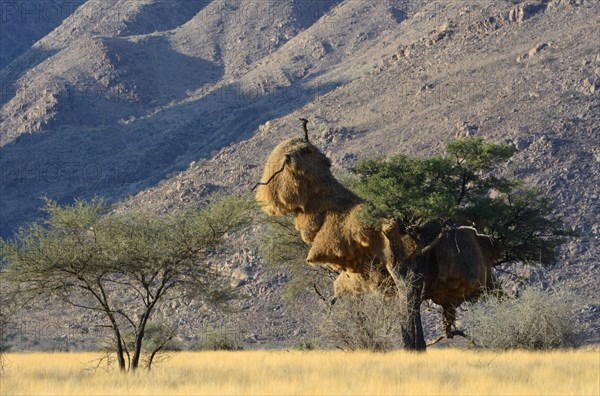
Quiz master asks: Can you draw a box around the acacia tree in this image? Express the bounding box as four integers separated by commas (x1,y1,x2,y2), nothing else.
259,137,574,350
0,195,253,371
351,137,574,265
350,137,575,348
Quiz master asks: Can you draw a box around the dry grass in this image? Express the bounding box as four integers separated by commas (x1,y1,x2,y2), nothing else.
1,349,598,395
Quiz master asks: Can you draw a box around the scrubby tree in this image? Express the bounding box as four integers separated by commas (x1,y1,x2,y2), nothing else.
0,286,10,375
351,137,575,346
0,195,253,371
319,280,409,351
0,275,30,374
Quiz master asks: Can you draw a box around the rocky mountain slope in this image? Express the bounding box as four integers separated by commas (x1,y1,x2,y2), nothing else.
1,0,598,349
0,0,86,68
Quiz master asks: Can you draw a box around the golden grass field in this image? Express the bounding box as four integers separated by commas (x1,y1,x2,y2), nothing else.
1,349,599,395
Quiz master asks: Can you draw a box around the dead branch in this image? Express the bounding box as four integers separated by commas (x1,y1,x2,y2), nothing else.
381,228,403,293
299,118,309,142
313,282,330,304
414,227,450,256
455,225,495,238
251,162,286,191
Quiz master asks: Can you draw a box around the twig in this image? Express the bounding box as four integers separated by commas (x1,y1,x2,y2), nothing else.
454,233,461,255
313,282,329,304
494,266,527,283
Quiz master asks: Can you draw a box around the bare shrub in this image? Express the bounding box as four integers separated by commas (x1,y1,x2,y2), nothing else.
319,285,409,351
463,286,579,350
193,326,243,351
0,313,5,375
0,280,17,376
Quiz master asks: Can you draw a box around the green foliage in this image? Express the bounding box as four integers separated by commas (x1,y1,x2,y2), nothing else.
351,137,573,265
0,272,17,376
123,322,180,353
445,137,515,172
351,137,515,225
0,194,253,371
258,215,335,301
295,340,320,351
259,215,308,268
463,187,576,264
0,197,111,286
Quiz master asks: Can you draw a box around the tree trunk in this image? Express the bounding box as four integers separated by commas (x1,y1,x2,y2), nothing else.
131,321,146,370
131,307,153,370
442,305,456,339
400,266,426,351
103,314,127,371
146,348,158,370
381,224,427,351
114,328,127,371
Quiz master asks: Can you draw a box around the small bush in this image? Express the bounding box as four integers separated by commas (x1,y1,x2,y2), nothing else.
319,289,408,351
194,326,243,351
0,341,5,375
0,323,5,375
0,289,14,376
463,286,579,350
295,340,321,351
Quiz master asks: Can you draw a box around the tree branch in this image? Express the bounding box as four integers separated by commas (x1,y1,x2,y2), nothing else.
105,278,145,300
300,118,310,142
455,225,495,238
412,225,496,258
414,227,450,256
115,309,138,333
251,163,286,191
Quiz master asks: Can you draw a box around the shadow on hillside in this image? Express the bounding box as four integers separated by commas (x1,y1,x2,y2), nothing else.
0,0,208,104
51,35,224,128
0,0,86,71
291,0,344,29
0,48,62,107
0,72,346,237
121,1,209,36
